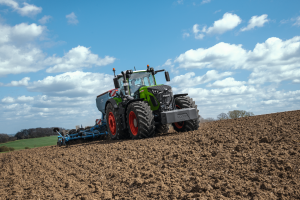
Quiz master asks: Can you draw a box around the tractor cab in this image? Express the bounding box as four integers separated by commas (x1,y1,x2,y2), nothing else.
117,71,156,97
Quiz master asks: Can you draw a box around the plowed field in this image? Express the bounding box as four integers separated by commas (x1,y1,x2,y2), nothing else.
1,110,300,200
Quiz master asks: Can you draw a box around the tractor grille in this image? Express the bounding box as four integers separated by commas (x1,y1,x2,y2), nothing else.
148,85,174,110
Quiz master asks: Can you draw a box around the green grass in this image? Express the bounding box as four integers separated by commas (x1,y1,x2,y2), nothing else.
0,136,58,153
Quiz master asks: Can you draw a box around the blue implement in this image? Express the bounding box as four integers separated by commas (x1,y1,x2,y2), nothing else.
56,121,108,146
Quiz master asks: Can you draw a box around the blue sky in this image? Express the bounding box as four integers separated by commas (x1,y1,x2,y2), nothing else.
0,0,300,134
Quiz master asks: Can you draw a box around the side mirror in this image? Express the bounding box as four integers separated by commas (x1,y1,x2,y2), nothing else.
113,78,120,88
165,71,170,82
150,67,155,75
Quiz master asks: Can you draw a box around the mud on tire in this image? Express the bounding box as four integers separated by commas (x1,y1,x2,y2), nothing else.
172,96,200,132
126,101,155,139
155,124,170,135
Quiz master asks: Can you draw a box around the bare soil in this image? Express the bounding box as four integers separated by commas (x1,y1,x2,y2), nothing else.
1,110,300,200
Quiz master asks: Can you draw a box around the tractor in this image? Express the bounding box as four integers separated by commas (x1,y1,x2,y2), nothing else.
96,65,200,140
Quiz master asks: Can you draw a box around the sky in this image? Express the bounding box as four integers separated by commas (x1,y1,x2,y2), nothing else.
0,0,300,134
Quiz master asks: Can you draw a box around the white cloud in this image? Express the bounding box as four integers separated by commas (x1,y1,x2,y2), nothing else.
168,70,232,88
214,10,221,14
1,96,14,103
0,44,46,76
174,35,300,85
27,71,114,97
0,23,45,44
207,77,246,87
177,0,183,4
183,32,190,38
163,59,172,66
261,99,280,105
17,95,34,101
39,15,52,24
66,12,78,25
190,13,241,40
193,24,205,39
201,0,211,4
0,0,42,17
6,77,30,86
175,42,247,69
205,12,241,35
0,22,115,76
45,45,116,73
293,16,300,26
280,19,290,24
241,14,269,32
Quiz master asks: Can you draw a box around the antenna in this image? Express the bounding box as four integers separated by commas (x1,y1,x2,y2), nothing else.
134,66,136,71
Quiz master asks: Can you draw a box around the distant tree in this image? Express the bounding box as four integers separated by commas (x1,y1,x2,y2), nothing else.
227,110,255,119
245,112,254,117
14,127,64,140
217,113,229,120
0,134,10,143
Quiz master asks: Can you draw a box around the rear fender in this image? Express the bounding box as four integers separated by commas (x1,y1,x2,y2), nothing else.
105,98,119,114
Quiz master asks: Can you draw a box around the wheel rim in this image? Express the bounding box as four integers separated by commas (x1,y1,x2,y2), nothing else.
174,105,184,129
129,111,138,136
108,112,116,135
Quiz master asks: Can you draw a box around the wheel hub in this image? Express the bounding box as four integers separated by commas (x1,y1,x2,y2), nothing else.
134,119,137,127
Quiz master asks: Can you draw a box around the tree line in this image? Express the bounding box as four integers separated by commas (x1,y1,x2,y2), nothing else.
200,110,255,123
0,127,64,144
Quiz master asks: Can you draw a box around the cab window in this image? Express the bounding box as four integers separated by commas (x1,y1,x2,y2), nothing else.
118,77,125,95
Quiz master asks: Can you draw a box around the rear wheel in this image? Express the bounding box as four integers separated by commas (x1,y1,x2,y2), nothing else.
126,101,155,139
106,103,128,140
172,96,200,132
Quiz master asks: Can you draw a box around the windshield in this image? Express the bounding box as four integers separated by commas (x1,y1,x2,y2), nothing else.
129,72,155,95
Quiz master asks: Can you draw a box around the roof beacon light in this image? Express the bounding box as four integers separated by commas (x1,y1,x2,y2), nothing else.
113,68,116,77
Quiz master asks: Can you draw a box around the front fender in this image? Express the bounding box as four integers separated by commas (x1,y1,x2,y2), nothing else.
174,93,188,99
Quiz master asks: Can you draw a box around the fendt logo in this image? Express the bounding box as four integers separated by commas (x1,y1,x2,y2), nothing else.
177,113,188,119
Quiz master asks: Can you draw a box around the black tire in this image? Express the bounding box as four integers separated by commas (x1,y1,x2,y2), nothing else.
172,96,200,132
69,129,77,135
155,124,169,134
77,128,84,136
106,103,128,140
126,101,155,139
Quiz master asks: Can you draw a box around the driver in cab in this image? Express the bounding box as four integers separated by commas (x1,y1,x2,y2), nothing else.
130,79,140,95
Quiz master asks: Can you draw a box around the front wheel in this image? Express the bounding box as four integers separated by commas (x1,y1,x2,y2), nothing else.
172,96,200,132
126,101,155,139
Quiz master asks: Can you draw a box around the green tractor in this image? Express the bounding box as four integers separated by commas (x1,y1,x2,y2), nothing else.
96,65,200,140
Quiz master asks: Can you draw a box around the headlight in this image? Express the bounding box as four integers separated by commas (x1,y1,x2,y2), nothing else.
148,89,158,94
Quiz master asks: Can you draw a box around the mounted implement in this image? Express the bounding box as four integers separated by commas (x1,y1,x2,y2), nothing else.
54,65,200,146
54,119,107,146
